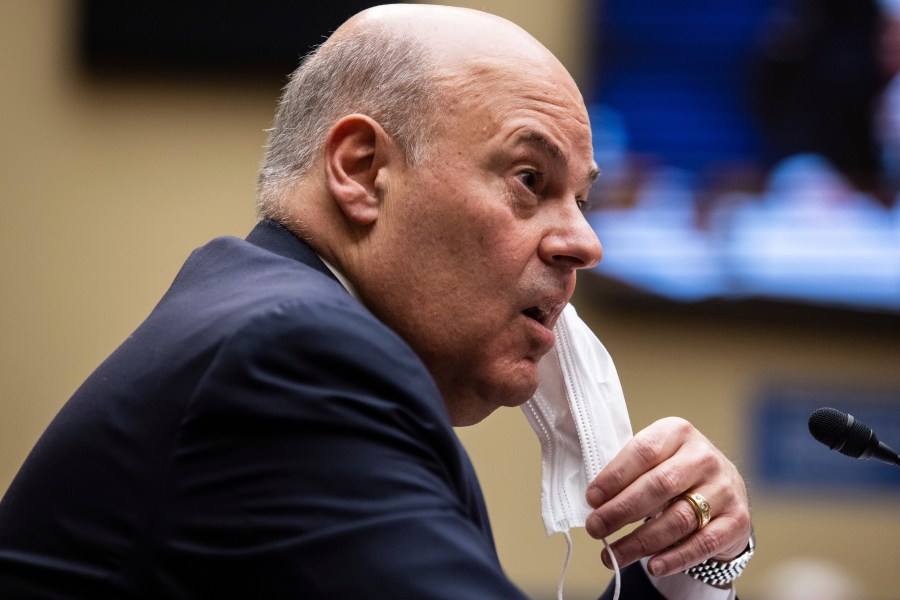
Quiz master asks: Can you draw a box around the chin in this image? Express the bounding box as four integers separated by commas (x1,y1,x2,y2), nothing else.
448,408,491,428
446,377,538,427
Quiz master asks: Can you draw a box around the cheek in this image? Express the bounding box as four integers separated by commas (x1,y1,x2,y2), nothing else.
397,174,538,312
425,222,522,289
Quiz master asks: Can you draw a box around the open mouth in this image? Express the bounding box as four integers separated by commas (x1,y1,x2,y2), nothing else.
522,306,551,326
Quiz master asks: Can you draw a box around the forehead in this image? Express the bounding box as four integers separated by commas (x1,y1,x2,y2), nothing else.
437,58,595,175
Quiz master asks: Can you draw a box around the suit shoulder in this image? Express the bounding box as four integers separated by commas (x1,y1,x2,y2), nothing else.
214,295,438,403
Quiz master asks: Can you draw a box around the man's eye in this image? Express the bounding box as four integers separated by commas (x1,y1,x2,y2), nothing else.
576,196,592,212
518,170,541,191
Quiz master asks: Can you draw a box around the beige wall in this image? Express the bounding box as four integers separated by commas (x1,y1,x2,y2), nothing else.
2,1,898,599
1,0,271,482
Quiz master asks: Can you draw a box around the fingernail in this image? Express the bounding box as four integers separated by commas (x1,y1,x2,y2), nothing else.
601,549,612,570
586,487,603,508
648,559,665,577
586,513,609,539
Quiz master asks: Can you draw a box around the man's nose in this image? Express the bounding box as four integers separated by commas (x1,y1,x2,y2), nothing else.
538,207,603,270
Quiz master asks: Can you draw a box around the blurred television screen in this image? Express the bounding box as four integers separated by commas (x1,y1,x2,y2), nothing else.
586,0,900,315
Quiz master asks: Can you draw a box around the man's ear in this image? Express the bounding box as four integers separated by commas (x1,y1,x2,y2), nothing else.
324,114,393,226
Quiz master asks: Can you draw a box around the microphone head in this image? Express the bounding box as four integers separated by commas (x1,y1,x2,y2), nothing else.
808,407,848,448
808,406,874,458
808,407,900,466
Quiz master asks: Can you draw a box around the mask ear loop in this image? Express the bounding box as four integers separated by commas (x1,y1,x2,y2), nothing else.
556,533,621,600
602,536,621,600
557,531,573,600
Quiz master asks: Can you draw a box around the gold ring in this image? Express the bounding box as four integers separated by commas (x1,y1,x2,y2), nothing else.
680,491,711,531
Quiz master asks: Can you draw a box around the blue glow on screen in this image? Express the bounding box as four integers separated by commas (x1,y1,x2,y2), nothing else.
587,0,900,312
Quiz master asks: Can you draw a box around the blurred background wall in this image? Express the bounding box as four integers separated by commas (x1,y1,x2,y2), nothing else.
1,1,898,599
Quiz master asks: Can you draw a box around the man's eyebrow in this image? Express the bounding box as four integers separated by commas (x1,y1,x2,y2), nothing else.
516,130,600,186
516,130,564,160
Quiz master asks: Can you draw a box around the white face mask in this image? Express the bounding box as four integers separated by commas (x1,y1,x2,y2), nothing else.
521,303,632,599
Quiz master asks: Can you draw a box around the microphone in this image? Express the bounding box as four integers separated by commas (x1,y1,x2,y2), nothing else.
808,407,900,467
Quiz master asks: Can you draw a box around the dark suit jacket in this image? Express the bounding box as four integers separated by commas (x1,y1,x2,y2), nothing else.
0,220,663,599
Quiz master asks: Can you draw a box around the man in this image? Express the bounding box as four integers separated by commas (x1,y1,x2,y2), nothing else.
0,5,752,598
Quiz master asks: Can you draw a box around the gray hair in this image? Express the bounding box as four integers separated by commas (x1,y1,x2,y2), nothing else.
257,28,441,220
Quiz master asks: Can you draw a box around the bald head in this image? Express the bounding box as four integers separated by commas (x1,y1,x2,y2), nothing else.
256,4,580,222
338,4,557,66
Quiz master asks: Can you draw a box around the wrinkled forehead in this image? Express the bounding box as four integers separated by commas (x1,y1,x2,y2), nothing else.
436,57,594,159
449,56,587,116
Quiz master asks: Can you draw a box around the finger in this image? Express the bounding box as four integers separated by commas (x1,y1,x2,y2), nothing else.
645,516,742,577
599,493,706,570
632,486,750,577
586,417,694,509
585,444,712,539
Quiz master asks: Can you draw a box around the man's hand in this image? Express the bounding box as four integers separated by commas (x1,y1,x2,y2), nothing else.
584,417,751,578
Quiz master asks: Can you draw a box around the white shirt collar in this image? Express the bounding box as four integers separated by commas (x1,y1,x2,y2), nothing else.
318,256,362,302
